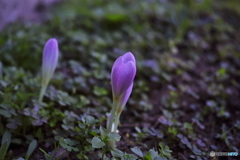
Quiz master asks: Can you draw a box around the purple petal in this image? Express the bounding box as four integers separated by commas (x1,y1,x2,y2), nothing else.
119,83,133,108
111,61,136,96
117,61,136,94
111,55,123,77
111,58,124,96
122,52,136,64
42,38,59,86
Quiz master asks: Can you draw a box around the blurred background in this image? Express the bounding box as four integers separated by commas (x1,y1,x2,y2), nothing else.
0,0,60,30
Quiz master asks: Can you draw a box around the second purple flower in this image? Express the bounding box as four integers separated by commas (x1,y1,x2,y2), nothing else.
39,38,59,102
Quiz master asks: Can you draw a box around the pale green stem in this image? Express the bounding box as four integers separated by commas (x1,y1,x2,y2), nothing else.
113,113,120,132
107,100,117,133
107,98,123,149
39,85,47,103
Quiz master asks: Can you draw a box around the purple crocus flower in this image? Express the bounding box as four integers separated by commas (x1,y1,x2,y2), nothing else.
107,52,136,149
111,52,136,108
42,38,59,87
39,38,59,102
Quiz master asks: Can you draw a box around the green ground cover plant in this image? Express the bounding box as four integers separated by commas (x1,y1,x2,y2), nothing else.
0,0,239,159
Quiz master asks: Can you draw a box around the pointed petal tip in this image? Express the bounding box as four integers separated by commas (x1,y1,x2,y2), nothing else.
123,52,136,64
47,38,58,47
49,38,57,42
44,38,59,53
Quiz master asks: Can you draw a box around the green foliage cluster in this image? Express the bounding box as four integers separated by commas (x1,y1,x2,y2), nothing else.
0,0,240,159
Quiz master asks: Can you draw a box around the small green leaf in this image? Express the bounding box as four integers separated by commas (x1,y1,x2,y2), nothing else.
111,149,124,157
25,139,37,160
78,95,90,107
217,68,226,76
93,86,108,96
124,153,138,160
131,147,143,157
143,152,151,160
0,142,8,160
85,116,97,125
167,127,178,135
59,138,79,152
0,131,11,160
159,142,172,157
149,149,159,159
91,137,105,148
192,145,202,156
108,132,121,141
0,109,11,118
1,130,11,146
100,126,107,139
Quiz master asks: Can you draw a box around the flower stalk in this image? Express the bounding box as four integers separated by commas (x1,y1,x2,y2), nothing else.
107,52,136,149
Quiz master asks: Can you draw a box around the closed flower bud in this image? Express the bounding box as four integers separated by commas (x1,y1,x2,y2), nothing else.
111,52,136,107
42,38,59,87
39,38,59,102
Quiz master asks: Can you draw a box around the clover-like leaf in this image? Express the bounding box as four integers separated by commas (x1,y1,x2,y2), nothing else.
131,147,143,157
91,137,105,148
100,126,107,139
108,132,121,142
